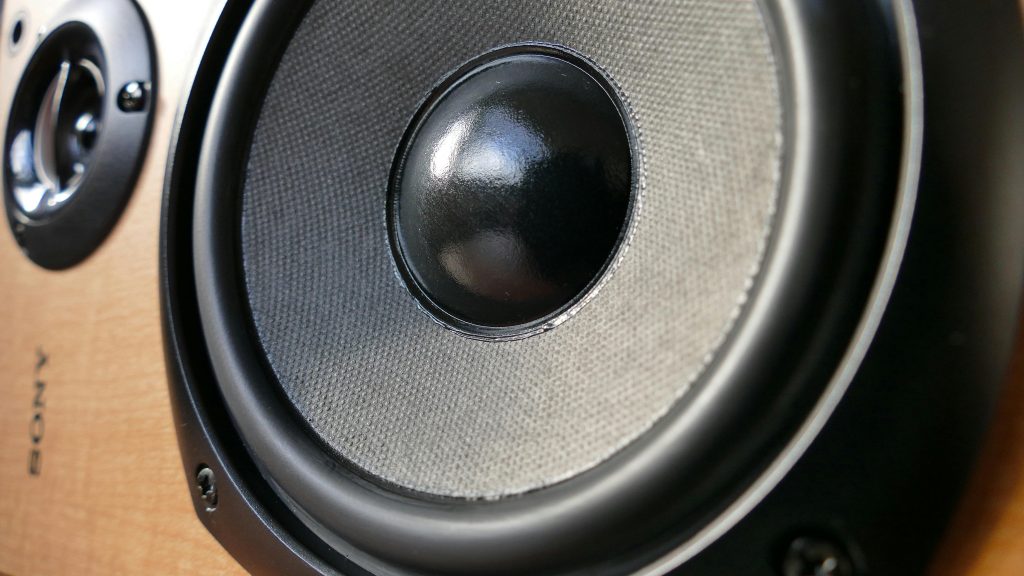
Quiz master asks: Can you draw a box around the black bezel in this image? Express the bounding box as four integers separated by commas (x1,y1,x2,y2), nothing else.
159,0,1024,574
2,0,155,270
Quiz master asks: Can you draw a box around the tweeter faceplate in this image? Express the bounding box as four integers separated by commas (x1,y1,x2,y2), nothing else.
2,0,155,270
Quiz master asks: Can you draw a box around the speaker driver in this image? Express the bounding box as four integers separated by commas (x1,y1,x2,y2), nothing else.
2,0,154,269
161,0,1024,574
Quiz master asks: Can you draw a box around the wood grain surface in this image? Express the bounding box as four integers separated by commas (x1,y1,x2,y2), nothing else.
931,313,1024,576
0,1,244,574
0,1,1020,575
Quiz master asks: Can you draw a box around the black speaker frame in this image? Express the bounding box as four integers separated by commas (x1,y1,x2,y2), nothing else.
160,0,1024,574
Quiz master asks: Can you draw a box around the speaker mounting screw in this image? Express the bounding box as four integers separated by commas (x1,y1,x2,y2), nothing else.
195,465,218,511
117,81,147,112
781,535,854,576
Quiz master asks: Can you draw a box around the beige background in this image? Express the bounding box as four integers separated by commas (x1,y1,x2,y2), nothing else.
0,1,1019,574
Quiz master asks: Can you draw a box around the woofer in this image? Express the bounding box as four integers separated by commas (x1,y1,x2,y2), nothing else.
160,0,1024,574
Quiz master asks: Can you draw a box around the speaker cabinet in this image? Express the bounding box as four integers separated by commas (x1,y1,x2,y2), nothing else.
0,0,1022,575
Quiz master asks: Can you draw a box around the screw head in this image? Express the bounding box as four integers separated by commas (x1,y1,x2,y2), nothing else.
195,465,218,511
117,81,147,112
11,18,23,47
781,536,854,576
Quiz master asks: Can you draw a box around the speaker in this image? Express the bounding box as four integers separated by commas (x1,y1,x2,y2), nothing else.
155,0,1024,574
1,0,154,269
0,0,1020,574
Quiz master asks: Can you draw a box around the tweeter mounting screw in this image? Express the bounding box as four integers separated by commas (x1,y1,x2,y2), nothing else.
780,535,855,576
117,81,147,112
195,465,218,511
9,15,24,50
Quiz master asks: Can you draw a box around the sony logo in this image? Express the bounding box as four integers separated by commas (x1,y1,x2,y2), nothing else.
29,347,47,476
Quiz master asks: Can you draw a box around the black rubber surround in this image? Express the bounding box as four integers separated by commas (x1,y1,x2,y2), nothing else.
2,0,155,270
183,0,909,573
386,44,639,339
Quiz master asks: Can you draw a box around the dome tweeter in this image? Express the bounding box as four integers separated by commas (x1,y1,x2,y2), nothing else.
3,0,155,269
